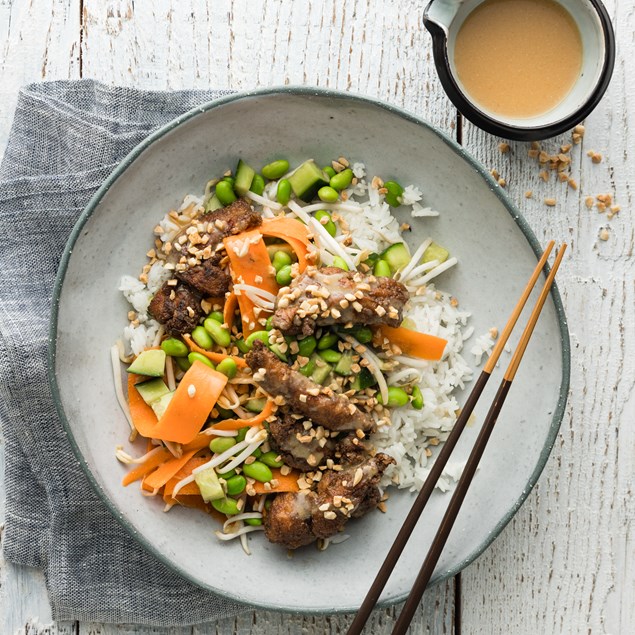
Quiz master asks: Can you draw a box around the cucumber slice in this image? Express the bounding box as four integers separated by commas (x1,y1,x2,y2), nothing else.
204,193,222,213
194,466,225,502
151,391,174,419
334,351,353,376
127,349,166,377
288,160,330,202
134,378,170,406
310,355,333,384
234,159,256,196
422,242,449,264
350,367,377,391
381,242,411,273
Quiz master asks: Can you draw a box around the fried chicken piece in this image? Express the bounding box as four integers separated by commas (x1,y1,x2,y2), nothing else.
175,257,231,297
311,453,395,539
148,282,203,335
268,414,370,472
246,340,374,432
200,198,262,249
272,266,409,336
268,414,336,472
263,454,395,549
263,491,317,549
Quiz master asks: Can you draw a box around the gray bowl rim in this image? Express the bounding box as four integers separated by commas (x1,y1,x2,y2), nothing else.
48,85,571,613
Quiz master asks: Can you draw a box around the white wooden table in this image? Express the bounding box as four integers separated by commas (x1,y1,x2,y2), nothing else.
1,1,632,633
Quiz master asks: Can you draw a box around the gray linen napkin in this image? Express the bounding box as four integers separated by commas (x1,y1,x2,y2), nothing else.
0,80,254,626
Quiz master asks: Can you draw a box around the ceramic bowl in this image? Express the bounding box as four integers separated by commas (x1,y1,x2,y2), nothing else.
424,0,615,141
50,88,569,612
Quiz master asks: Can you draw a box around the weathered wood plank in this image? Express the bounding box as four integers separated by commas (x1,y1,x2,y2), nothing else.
0,0,81,149
80,0,456,131
459,0,635,632
0,2,80,632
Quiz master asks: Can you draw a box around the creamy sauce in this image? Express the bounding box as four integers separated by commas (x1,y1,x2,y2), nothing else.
453,0,583,118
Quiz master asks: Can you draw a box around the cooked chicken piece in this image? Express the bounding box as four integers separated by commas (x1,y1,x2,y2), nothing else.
263,490,317,549
263,454,395,549
148,282,203,335
268,414,369,472
268,414,336,471
175,257,231,297
311,453,394,539
200,198,262,249
272,266,409,336
246,341,374,432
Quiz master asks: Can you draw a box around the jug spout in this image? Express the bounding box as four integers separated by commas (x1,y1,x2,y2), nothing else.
423,0,463,35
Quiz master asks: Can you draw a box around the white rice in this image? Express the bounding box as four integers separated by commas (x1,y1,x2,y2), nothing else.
373,285,473,491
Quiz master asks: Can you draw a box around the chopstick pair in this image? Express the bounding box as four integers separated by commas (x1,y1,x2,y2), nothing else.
347,241,567,635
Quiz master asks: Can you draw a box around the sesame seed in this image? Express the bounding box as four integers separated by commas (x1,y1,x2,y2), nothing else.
187,384,196,398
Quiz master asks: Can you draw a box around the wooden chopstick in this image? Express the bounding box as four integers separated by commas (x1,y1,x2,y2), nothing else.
390,244,567,635
346,240,556,635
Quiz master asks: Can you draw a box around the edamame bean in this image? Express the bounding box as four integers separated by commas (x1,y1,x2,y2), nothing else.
175,356,192,372
332,256,349,271
299,357,316,377
260,451,284,468
203,317,231,347
188,352,215,369
276,264,293,286
383,180,404,207
319,349,342,363
235,338,250,354
242,460,273,483
245,398,267,413
250,173,266,195
216,358,237,379
222,176,235,186
236,427,249,442
373,259,392,278
212,497,240,516
322,166,336,178
161,338,189,357
251,447,262,458
344,326,373,344
209,437,236,454
217,468,236,479
297,335,317,357
225,475,246,496
269,343,288,362
261,160,290,180
315,210,337,237
244,517,263,526
411,385,424,410
215,180,237,206
272,250,292,272
208,311,224,323
245,330,269,348
216,406,234,419
318,186,339,203
329,168,353,191
192,325,213,350
276,178,292,205
317,332,338,350
377,386,410,407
